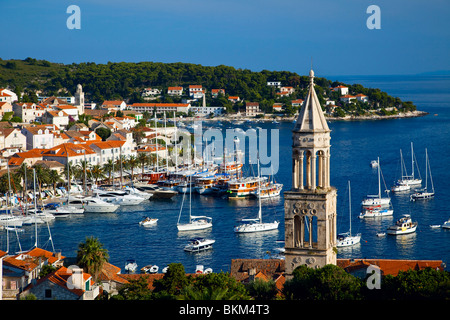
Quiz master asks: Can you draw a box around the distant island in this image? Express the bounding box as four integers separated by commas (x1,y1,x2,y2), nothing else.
0,58,423,120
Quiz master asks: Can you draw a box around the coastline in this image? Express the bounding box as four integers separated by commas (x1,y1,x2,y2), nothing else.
198,110,429,123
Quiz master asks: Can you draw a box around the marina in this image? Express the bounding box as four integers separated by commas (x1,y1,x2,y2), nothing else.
0,75,449,273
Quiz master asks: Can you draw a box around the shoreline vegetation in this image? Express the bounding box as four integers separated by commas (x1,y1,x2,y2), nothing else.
0,58,424,121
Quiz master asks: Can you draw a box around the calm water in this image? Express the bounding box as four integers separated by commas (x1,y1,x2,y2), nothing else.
2,75,450,273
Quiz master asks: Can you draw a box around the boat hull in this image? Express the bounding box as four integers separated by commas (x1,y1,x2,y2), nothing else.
234,221,279,233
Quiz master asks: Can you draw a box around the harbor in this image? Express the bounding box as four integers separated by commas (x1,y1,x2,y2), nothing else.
1,74,450,275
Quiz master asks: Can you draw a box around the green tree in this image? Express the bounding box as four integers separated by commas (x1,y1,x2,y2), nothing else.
47,169,63,196
95,127,111,141
246,278,278,300
111,276,153,300
152,263,192,297
76,236,109,282
283,264,363,300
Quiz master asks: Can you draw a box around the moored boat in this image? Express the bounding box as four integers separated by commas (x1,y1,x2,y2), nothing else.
387,215,418,235
183,238,215,252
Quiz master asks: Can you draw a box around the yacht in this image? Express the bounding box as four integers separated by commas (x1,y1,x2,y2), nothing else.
387,215,418,235
251,182,283,199
92,189,145,205
361,158,391,207
234,158,279,233
0,214,24,227
68,196,119,213
125,259,138,273
411,149,434,201
396,143,422,187
337,181,361,247
183,238,215,253
226,176,268,199
442,218,450,229
359,205,393,218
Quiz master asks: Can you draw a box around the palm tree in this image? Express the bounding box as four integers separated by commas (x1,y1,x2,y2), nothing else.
47,169,63,196
76,236,109,282
90,165,106,185
137,152,148,178
103,159,114,184
33,164,50,198
127,155,138,182
14,163,33,203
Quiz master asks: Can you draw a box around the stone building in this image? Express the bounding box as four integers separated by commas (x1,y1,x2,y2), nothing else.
284,69,337,278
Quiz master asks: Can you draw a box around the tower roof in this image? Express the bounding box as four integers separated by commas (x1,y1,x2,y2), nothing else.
293,69,329,132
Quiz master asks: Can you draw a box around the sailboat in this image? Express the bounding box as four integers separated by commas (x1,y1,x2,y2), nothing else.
337,181,361,247
233,157,279,233
391,149,411,192
411,148,434,201
401,142,422,186
177,172,213,231
361,157,391,206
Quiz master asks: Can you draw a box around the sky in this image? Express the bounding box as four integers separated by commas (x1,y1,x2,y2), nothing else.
2,0,450,76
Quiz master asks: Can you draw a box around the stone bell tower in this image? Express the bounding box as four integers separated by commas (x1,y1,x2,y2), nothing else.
284,69,337,278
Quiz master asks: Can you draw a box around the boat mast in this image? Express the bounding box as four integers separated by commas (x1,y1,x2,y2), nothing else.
33,169,38,249
411,142,415,180
377,157,381,199
164,112,168,173
257,156,262,223
173,111,178,174
424,149,428,191
427,149,434,193
348,180,352,236
155,113,159,173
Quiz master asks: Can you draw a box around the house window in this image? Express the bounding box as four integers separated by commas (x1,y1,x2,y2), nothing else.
45,289,52,298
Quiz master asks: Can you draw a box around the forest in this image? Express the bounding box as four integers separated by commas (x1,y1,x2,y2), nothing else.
0,58,417,116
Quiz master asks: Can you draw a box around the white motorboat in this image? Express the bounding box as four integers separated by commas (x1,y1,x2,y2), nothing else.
141,265,159,274
92,189,145,205
125,259,138,273
183,238,215,252
387,215,418,235
361,158,391,207
68,196,119,213
411,149,434,201
0,214,24,227
124,186,153,200
139,217,158,226
442,218,450,229
359,205,393,218
337,181,361,247
234,158,279,233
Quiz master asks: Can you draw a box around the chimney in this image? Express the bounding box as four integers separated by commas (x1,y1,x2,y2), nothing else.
69,267,85,290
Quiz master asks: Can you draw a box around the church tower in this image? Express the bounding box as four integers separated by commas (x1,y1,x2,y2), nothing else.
74,84,85,115
284,69,337,278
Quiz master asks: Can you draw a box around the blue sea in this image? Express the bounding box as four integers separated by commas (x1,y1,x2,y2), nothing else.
1,74,449,273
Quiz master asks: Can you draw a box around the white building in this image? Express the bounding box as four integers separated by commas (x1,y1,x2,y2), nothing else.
356,94,369,103
101,100,127,112
130,103,191,114
190,106,225,116
267,81,281,88
0,88,18,104
142,88,161,97
42,110,70,129
332,85,349,95
167,86,183,96
21,124,57,150
340,95,356,103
